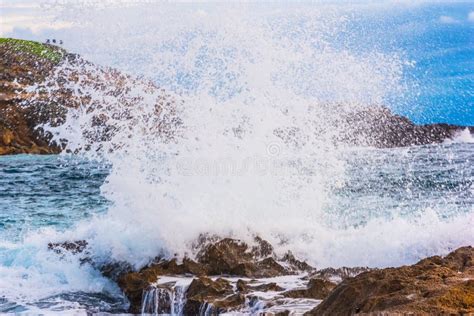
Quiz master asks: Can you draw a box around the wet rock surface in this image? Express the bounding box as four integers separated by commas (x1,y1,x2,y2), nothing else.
48,238,473,314
182,277,241,314
117,237,318,313
195,237,301,278
283,278,336,300
308,246,474,315
48,237,328,314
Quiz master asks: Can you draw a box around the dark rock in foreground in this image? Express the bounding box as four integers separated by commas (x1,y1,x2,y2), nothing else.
308,246,474,315
117,237,318,313
48,237,346,314
48,238,473,314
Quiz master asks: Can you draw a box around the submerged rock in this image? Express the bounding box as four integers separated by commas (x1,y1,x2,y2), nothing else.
47,240,88,255
308,246,474,315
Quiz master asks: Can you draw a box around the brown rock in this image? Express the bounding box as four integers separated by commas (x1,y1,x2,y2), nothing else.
310,266,370,282
254,257,290,278
306,279,337,299
196,238,253,275
47,238,474,315
183,277,235,314
182,257,208,276
1,129,14,145
0,39,64,155
284,278,336,300
196,238,294,278
212,293,246,311
281,251,314,273
307,246,474,315
1,38,181,155
186,277,233,300
117,272,151,313
236,279,249,293
251,236,275,257
113,237,312,312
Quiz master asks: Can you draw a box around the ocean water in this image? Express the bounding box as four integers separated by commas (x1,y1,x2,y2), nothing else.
0,142,473,313
1,1,474,314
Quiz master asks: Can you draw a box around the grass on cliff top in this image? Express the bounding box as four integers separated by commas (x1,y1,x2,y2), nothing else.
0,38,65,63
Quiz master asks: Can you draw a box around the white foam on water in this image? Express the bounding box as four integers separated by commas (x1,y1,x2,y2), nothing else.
446,128,474,144
148,274,319,314
42,1,410,266
41,1,472,268
0,229,119,312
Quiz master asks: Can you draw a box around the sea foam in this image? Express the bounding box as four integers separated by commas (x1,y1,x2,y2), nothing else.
41,2,472,269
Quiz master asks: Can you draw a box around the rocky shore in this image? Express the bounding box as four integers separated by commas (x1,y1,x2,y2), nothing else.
308,246,474,315
0,38,65,154
49,237,474,315
1,38,472,155
0,37,179,155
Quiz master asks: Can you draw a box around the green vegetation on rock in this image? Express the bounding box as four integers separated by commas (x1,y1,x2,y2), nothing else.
0,38,65,63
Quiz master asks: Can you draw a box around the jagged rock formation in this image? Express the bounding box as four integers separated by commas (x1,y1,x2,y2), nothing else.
48,238,473,314
308,246,474,315
117,237,318,313
47,237,366,314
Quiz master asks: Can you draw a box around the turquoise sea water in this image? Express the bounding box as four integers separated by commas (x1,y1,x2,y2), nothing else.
0,142,473,313
0,156,109,242
3,144,473,245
